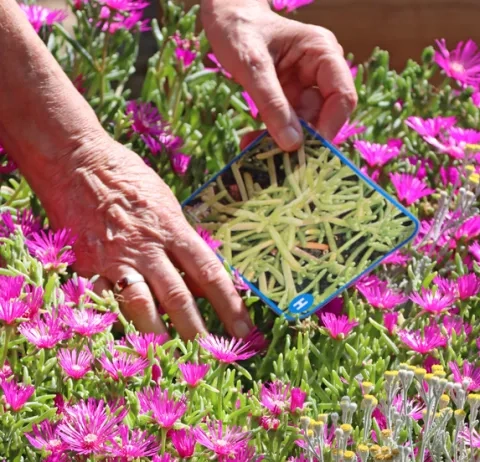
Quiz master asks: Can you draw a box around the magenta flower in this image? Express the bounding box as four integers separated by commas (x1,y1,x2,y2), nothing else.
206,53,232,78
198,334,258,363
101,0,149,11
442,314,472,336
0,144,17,174
172,32,198,68
57,348,93,380
473,91,480,107
57,398,127,455
459,427,480,448
126,331,169,358
108,425,160,459
398,325,447,354
347,59,358,78
171,152,192,176
434,39,480,87
233,269,250,292
382,250,410,266
61,277,93,304
290,387,307,412
405,116,456,137
97,1,150,33
196,226,221,251
440,166,460,188
20,4,67,33
0,275,24,300
260,381,291,416
170,428,197,458
316,296,343,324
457,273,480,299
449,361,480,392
126,100,166,137
455,215,480,241
0,362,12,382
470,242,480,261
178,362,210,387
320,312,358,340
25,421,67,454
0,209,41,238
383,312,399,335
153,455,176,462
272,0,314,12
390,173,435,206
0,379,35,411
98,348,149,381
409,288,455,314
60,307,118,336
18,313,71,349
242,91,259,118
428,127,480,159
357,283,408,311
26,229,76,272
354,140,401,167
332,121,366,145
433,275,457,296
138,387,187,428
195,421,251,457
0,300,29,325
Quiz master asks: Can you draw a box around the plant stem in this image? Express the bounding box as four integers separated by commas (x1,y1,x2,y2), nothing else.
216,363,227,419
161,427,167,454
0,326,13,369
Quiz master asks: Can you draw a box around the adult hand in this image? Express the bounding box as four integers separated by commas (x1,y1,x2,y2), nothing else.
201,0,357,150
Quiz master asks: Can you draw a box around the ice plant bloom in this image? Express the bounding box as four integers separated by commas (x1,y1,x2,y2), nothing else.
198,334,258,363
439,165,460,188
97,0,150,33
57,399,128,455
61,277,93,304
172,33,198,68
290,387,307,412
260,381,306,415
206,53,232,78
398,325,447,354
18,313,71,349
382,250,410,266
0,209,41,238
320,312,358,340
390,173,435,206
357,283,408,311
0,300,29,325
354,140,401,167
0,379,35,411
449,361,480,392
409,288,455,314
25,421,67,455
459,427,480,448
178,362,210,387
171,152,191,176
434,39,480,87
271,0,314,12
126,332,169,358
469,242,480,261
108,425,160,459
195,420,251,457
138,387,187,428
57,348,93,380
60,307,118,336
442,314,472,336
405,116,456,138
457,273,480,299
26,229,76,272
455,215,480,241
196,226,222,251
332,121,366,145
383,312,399,335
427,127,480,159
20,4,67,33
170,428,197,458
242,91,259,118
98,349,149,381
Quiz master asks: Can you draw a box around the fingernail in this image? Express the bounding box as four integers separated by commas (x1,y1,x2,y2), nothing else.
278,126,302,151
233,320,251,339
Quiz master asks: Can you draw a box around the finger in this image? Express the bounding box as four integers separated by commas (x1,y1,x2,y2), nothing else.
93,276,112,296
170,228,254,339
295,87,324,125
144,251,207,341
239,130,266,151
107,266,168,335
314,53,357,141
238,46,303,152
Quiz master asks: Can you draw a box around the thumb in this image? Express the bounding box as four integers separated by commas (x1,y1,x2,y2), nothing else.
238,48,303,152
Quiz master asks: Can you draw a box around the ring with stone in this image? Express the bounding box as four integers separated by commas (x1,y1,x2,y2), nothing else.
113,273,146,294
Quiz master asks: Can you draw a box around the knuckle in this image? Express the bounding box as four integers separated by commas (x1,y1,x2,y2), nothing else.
198,259,224,286
122,289,153,313
163,284,192,311
341,90,358,113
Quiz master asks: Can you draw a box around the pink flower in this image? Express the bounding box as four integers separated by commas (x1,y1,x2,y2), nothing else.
98,347,149,381
390,173,435,206
0,144,17,174
320,312,358,340
18,313,71,349
442,315,472,336
153,455,177,462
57,348,93,379
472,91,480,107
170,428,197,458
457,273,480,299
354,140,401,167
233,269,250,292
242,92,259,118
175,48,197,68
126,331,169,358
347,59,358,78
382,250,410,266
449,361,480,392
126,100,167,138
97,0,150,33
0,299,29,325
198,334,258,363
357,283,408,311
138,387,187,428
260,381,291,416
101,0,149,11
455,215,480,241
61,277,93,304
20,4,67,33
405,116,456,137
25,421,67,454
398,325,447,354
383,312,399,335
409,288,455,314
60,307,117,336
108,425,160,459
171,152,191,176
0,362,12,382
271,0,314,12
178,362,210,387
206,53,232,78
332,121,366,145
57,398,128,455
470,242,480,261
26,229,76,272
428,127,480,159
195,420,251,457
0,379,35,411
439,166,460,188
434,39,480,87
0,209,41,238
196,226,222,251
0,275,24,300
316,296,343,323
290,387,307,412
459,426,480,447
424,355,441,373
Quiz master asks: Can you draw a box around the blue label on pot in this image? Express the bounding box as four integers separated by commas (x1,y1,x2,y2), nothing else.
288,293,314,314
